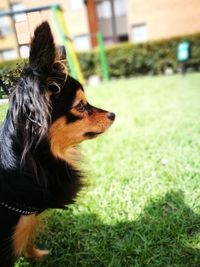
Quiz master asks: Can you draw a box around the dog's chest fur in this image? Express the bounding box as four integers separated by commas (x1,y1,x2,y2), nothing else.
0,133,83,211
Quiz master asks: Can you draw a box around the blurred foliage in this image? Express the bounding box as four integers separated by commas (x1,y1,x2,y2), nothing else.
0,59,26,96
79,32,200,79
0,32,200,87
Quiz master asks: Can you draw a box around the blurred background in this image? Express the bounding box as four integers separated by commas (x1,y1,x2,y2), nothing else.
0,0,200,55
0,0,199,83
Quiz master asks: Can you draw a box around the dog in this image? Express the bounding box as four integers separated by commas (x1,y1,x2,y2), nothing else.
0,21,115,267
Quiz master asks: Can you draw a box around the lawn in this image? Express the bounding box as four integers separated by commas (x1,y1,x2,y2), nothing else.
1,73,200,266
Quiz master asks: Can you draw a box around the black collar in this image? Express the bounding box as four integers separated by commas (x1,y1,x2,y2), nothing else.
0,201,43,215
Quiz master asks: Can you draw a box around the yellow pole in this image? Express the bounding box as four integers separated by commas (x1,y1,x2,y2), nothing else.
56,8,85,84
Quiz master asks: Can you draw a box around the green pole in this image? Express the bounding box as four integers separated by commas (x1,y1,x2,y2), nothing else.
97,32,109,81
51,6,78,79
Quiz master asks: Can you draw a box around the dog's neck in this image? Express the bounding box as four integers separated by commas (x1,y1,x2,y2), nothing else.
0,116,84,210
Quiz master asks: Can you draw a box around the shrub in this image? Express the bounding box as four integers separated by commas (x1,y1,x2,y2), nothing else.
0,32,200,86
104,33,200,78
0,59,26,94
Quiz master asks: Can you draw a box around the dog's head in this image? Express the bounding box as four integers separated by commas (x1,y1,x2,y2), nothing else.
11,22,115,162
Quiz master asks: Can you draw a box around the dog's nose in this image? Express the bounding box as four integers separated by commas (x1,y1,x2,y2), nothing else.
107,112,115,121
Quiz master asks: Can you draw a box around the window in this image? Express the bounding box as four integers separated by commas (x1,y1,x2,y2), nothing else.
69,0,84,10
0,49,17,60
97,1,112,19
97,0,127,18
11,2,26,22
0,10,11,36
131,24,147,43
118,34,128,42
114,0,127,16
19,45,29,58
74,35,91,52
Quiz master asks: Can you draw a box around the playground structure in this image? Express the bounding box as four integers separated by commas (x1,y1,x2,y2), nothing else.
0,3,109,96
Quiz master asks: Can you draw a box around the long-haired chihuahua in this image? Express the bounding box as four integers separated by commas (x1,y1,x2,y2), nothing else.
0,22,115,267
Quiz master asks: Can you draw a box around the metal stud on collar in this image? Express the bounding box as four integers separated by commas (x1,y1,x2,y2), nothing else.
0,201,40,215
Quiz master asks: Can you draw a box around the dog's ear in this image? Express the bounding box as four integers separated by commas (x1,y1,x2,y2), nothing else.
9,22,56,166
29,21,56,75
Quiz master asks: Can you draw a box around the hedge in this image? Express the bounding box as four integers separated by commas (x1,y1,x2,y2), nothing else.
0,59,26,96
79,32,200,79
0,32,200,88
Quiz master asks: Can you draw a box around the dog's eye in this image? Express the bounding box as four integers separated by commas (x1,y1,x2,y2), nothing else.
76,101,85,113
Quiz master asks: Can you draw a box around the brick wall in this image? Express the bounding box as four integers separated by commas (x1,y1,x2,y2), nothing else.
0,0,19,58
127,0,200,41
20,0,89,45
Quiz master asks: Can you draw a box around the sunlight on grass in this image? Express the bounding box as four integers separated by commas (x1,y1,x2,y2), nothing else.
0,104,7,125
1,74,200,266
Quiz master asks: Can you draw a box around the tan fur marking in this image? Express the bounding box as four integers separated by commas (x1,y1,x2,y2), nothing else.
49,117,82,163
13,215,37,257
12,215,48,261
72,89,87,107
49,89,113,162
25,247,49,262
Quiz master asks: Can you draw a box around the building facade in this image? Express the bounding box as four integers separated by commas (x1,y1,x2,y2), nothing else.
0,0,200,61
0,0,20,60
0,0,90,60
127,0,200,43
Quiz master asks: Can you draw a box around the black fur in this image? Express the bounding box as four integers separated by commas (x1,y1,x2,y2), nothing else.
0,207,20,267
0,22,84,266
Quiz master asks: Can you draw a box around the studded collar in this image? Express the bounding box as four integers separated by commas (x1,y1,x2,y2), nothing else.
0,201,43,215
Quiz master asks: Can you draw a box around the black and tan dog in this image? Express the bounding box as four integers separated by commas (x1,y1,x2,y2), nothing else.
0,22,115,267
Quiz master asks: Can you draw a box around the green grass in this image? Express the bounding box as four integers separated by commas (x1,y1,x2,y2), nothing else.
1,73,200,266
0,104,7,125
